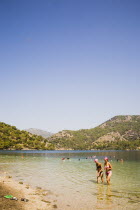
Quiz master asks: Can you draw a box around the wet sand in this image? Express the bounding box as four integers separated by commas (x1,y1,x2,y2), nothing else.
0,176,55,210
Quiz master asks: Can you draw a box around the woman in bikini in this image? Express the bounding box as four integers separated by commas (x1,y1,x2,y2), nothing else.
94,159,104,183
104,157,112,185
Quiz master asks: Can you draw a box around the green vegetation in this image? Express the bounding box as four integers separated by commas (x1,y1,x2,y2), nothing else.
48,115,140,150
93,139,140,150
0,115,140,150
0,122,55,150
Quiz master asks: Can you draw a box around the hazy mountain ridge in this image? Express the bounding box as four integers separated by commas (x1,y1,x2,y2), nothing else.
25,128,54,138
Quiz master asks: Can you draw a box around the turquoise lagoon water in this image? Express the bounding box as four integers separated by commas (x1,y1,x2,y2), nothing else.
0,150,140,210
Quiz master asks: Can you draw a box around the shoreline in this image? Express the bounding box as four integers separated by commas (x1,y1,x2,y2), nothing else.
0,175,56,210
1,148,140,151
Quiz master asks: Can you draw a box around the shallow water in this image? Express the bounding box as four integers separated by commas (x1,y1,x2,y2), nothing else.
0,150,140,209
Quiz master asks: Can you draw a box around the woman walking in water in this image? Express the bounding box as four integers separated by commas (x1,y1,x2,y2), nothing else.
94,159,104,183
104,157,112,185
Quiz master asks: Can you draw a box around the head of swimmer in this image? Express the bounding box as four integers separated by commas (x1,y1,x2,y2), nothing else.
104,157,108,163
94,159,98,163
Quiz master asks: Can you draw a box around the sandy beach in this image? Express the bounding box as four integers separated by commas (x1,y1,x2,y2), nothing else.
0,175,57,210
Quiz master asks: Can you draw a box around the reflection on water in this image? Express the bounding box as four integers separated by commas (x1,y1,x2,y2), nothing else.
95,184,113,209
0,150,140,210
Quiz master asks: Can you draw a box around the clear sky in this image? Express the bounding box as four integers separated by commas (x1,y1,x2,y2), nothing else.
0,0,140,133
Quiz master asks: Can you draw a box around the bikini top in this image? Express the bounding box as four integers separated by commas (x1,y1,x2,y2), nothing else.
104,165,111,170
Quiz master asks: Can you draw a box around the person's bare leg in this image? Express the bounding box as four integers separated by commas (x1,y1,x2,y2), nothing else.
106,175,108,184
107,172,112,185
97,172,99,183
101,174,104,183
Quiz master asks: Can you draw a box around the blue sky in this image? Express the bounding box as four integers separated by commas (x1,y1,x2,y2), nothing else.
0,0,140,133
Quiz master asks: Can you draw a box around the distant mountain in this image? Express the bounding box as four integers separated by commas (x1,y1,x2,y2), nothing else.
25,128,54,138
48,115,140,150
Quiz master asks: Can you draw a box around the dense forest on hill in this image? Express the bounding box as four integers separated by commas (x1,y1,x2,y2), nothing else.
0,122,54,150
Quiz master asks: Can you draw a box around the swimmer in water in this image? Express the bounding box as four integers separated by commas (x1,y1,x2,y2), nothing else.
104,157,112,185
94,159,104,183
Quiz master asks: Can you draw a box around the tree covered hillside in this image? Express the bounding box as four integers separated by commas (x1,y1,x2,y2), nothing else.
0,122,54,150
48,115,140,150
